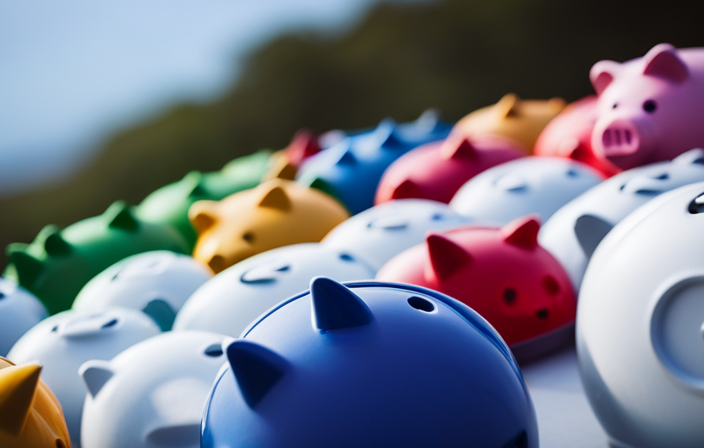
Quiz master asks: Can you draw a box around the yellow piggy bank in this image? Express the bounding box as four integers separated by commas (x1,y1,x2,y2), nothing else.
0,357,71,448
453,94,565,154
190,179,349,273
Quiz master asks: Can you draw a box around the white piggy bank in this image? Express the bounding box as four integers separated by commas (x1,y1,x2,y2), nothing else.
450,156,603,225
540,148,704,292
0,277,47,356
7,307,160,447
173,243,375,337
322,199,471,271
72,251,212,330
578,181,704,448
79,331,227,448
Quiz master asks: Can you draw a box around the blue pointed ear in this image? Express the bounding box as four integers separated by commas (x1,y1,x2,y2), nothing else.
376,119,404,149
226,340,288,408
310,277,374,331
335,148,357,166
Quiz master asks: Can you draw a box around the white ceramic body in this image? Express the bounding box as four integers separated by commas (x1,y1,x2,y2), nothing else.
0,277,47,356
72,251,212,330
578,181,704,448
540,149,704,292
7,307,160,447
80,331,227,448
322,199,471,271
450,156,603,225
173,243,376,337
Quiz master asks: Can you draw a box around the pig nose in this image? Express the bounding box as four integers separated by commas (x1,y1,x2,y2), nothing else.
207,254,226,273
599,120,640,156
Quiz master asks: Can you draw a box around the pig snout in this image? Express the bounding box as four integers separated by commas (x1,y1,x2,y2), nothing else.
592,117,655,169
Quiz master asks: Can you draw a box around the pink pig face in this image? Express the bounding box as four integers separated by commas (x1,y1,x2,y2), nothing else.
591,43,704,170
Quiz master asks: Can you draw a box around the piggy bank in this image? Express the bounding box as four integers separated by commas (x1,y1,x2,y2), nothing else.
590,43,704,169
297,113,452,214
322,199,472,271
449,156,604,225
376,217,576,359
190,179,349,273
0,357,71,448
0,277,47,356
282,129,322,167
534,95,620,177
4,201,189,315
137,150,279,249
72,251,212,330
577,181,704,448
7,308,160,447
539,148,704,292
201,277,538,448
375,134,524,204
453,94,566,153
80,331,227,448
174,243,376,337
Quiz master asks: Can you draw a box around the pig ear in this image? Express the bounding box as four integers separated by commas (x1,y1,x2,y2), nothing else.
574,214,613,259
590,60,620,95
142,298,177,331
502,215,540,250
441,137,477,160
495,94,519,118
391,179,422,200
643,43,689,83
0,363,41,436
80,360,115,398
258,185,292,211
188,201,218,234
426,233,472,280
263,158,297,182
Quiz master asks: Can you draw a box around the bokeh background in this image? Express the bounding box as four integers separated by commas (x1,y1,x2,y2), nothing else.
1,0,700,268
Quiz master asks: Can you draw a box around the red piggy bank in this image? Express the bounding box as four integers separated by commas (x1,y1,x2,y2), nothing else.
375,134,524,205
376,216,576,360
534,96,620,177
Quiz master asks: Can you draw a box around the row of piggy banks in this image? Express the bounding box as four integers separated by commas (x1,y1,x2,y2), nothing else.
3,43,704,448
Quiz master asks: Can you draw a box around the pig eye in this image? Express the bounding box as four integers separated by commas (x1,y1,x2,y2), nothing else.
242,232,255,243
612,103,618,109
503,288,517,305
643,100,657,113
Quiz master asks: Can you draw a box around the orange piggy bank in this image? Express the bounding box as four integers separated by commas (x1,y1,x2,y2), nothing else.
190,179,349,273
453,94,565,154
0,357,71,448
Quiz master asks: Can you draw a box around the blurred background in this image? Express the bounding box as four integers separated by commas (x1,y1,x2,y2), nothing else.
0,0,700,267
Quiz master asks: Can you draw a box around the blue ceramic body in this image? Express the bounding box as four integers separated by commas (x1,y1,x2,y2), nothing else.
297,116,452,214
201,279,538,448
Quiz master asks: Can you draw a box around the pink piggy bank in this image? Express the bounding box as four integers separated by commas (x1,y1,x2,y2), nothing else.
375,134,524,204
591,43,704,170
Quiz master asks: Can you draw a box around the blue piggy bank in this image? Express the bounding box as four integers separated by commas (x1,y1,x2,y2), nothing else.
297,112,452,214
201,277,537,448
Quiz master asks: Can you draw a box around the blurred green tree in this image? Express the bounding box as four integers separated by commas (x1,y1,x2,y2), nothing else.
1,0,700,267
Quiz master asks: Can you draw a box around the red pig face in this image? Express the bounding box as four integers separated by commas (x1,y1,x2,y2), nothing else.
376,216,576,349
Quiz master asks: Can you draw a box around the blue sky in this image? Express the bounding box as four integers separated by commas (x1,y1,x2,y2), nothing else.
0,0,425,195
